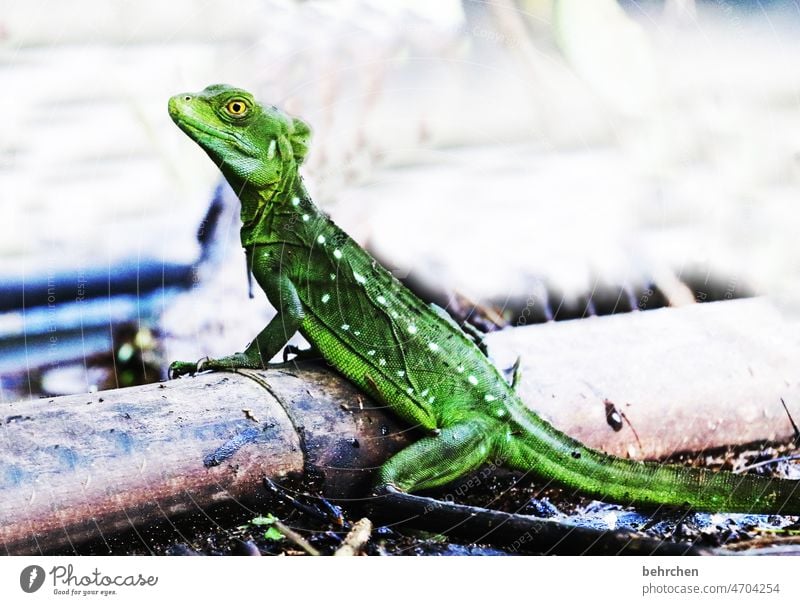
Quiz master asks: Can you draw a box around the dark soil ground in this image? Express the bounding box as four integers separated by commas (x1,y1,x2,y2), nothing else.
57,437,799,556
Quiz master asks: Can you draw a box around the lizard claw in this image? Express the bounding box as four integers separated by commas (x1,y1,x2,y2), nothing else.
196,356,211,373
168,357,213,378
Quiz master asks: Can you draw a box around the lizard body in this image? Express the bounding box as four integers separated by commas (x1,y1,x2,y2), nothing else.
169,84,800,514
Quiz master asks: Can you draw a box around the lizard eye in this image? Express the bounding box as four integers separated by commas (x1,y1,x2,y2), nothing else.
225,99,248,117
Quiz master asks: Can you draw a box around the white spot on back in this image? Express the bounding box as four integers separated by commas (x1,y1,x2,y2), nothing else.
406,387,414,395
456,365,465,373
317,235,326,244
397,370,405,377
379,358,386,366
291,196,300,207
496,408,506,418
420,388,429,397
341,324,350,331
321,293,331,304
333,249,342,259
484,394,496,402
330,273,336,280
376,295,388,305
467,375,478,386
367,350,376,356
407,325,418,335
353,272,366,284
427,342,439,352
267,139,276,160
302,214,309,222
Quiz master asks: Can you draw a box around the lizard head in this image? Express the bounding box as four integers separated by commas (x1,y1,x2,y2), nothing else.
168,84,311,189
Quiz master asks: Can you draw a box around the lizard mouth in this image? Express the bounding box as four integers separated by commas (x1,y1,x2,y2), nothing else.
171,108,259,157
174,114,241,149
176,114,236,142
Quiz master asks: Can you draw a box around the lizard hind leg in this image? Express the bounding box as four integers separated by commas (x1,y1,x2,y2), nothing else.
371,419,710,555
377,419,495,493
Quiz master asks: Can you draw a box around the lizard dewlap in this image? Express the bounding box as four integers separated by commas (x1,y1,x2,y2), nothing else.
168,84,800,514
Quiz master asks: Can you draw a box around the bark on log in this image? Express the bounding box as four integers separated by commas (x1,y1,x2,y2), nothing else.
1,297,798,554
0,366,411,555
492,298,800,458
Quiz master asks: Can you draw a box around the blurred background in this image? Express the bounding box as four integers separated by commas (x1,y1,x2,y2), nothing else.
2,0,800,401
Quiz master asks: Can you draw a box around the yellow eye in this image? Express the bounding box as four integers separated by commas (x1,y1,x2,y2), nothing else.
225,99,248,116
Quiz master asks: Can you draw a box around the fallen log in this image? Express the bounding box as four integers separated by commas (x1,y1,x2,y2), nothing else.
1,298,798,554
0,366,411,555
494,298,800,458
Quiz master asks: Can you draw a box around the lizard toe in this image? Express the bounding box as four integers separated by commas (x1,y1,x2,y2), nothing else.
195,356,212,373
168,360,197,379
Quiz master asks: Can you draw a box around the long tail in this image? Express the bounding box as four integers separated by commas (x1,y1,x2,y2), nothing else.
504,405,800,514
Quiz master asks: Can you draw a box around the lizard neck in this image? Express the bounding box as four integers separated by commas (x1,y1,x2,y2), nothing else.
236,167,310,248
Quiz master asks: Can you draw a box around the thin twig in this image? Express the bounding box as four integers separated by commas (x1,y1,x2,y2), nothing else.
734,454,800,474
334,518,373,556
274,520,320,556
723,534,800,552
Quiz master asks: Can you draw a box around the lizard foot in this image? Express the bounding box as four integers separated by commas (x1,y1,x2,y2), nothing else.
168,359,205,379
169,354,258,378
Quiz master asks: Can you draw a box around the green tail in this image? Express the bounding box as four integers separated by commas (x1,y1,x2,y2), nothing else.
505,404,800,514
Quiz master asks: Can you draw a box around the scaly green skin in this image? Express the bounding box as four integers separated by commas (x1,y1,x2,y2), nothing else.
168,84,800,514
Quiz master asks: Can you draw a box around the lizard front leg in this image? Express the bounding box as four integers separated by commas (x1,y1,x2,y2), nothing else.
169,272,304,377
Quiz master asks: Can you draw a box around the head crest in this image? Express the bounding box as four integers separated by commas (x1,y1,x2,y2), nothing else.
288,117,311,165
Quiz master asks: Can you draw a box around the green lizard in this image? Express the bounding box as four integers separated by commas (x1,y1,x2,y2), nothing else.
168,84,800,515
